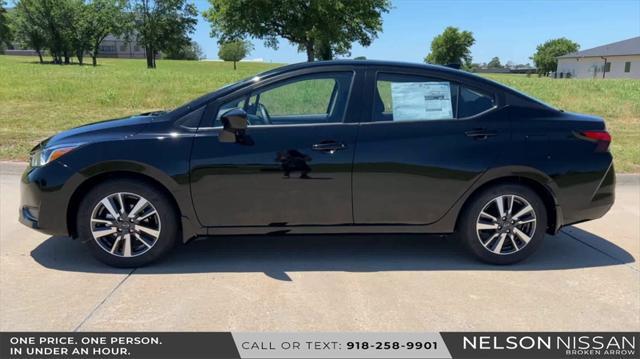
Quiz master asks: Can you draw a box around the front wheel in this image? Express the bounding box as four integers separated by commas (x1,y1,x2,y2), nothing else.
77,179,179,267
459,184,547,264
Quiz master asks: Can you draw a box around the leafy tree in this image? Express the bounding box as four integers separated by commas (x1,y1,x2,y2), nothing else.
354,56,367,60
0,0,12,52
424,26,475,66
12,0,47,63
203,0,391,62
218,39,252,70
164,40,204,60
131,0,198,68
531,38,579,75
82,0,128,66
487,56,502,69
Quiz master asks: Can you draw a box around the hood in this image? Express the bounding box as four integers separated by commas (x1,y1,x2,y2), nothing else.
37,112,163,151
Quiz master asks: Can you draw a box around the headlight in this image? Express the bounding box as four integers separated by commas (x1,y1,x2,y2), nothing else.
30,144,83,167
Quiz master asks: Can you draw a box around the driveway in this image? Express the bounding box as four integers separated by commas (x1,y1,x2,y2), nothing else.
1,162,638,331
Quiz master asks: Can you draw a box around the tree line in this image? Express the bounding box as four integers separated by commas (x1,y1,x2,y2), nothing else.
0,0,198,67
0,0,579,73
423,26,580,75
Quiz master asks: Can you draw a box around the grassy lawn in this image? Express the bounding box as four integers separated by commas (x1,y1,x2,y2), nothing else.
0,55,638,172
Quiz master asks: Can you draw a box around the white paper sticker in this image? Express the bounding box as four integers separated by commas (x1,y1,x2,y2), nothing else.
390,82,453,121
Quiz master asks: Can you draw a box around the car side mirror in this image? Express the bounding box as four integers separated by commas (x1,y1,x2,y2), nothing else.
219,108,248,143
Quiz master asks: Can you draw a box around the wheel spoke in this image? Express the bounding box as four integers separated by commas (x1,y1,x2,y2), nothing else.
92,227,117,238
128,198,148,219
517,218,536,224
110,235,122,254
137,224,159,239
91,218,113,225
100,197,120,219
117,193,125,215
495,196,506,217
134,233,152,248
512,204,533,220
477,222,498,230
509,233,519,250
492,233,507,254
484,232,500,246
513,227,531,243
137,210,157,221
122,233,132,257
480,211,498,222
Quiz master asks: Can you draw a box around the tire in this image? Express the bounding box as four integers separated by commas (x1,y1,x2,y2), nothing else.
76,178,179,267
459,183,547,264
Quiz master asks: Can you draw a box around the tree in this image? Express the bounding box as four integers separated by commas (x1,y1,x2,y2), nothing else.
0,0,12,52
531,38,579,75
424,26,475,66
487,56,502,69
83,0,128,66
164,40,204,60
131,0,198,68
203,0,391,62
12,0,47,63
354,56,367,60
218,39,252,69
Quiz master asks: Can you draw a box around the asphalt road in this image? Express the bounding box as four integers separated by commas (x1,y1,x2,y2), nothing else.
1,162,638,331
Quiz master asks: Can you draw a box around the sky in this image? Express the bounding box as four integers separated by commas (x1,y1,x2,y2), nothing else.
191,0,640,65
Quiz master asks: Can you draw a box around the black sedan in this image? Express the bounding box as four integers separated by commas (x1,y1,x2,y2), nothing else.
19,60,615,267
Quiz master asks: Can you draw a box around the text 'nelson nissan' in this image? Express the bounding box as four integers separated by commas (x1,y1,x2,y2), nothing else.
19,61,615,267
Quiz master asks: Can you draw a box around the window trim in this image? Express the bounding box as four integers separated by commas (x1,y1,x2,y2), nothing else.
369,70,499,124
203,70,356,129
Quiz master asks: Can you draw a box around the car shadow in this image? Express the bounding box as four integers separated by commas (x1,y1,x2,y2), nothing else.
31,226,635,280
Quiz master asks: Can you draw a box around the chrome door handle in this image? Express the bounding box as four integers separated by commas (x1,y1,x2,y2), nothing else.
312,142,346,154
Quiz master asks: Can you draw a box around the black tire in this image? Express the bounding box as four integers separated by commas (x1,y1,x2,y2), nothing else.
459,183,547,264
76,178,179,267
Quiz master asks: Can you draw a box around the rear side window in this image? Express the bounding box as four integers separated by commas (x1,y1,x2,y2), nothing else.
374,73,495,122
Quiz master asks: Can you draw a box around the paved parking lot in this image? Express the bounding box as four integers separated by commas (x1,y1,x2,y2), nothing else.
1,162,639,331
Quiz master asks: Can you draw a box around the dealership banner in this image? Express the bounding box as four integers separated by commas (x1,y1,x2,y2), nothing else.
1,332,638,359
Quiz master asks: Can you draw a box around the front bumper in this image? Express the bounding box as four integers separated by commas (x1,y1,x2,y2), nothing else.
19,161,77,237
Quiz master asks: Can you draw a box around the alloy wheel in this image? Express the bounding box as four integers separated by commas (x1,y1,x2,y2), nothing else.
475,194,536,255
90,192,161,257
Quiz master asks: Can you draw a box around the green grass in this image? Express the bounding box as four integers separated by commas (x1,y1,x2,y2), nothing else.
483,74,639,173
0,56,638,172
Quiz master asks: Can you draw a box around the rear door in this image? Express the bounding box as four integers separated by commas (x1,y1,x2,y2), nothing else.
190,68,363,227
352,68,510,225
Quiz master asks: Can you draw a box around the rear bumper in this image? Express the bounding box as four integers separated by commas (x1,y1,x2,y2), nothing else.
559,162,615,228
19,162,76,237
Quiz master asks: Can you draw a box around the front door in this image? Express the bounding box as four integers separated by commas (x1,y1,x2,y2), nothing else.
190,71,360,227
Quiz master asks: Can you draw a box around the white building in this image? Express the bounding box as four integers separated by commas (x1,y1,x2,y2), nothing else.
556,36,640,79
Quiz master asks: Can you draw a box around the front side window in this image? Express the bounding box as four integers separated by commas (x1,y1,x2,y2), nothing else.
215,72,353,126
374,73,495,122
625,62,631,73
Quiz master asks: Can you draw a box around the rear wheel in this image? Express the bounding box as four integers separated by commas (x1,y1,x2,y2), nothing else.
459,183,547,264
77,179,179,267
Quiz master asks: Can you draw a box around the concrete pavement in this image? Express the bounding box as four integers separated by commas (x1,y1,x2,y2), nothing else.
1,162,639,331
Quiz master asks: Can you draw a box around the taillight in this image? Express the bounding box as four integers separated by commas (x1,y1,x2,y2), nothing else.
578,130,611,152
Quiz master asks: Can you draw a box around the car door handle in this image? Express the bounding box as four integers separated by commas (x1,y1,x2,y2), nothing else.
312,141,346,154
465,129,497,139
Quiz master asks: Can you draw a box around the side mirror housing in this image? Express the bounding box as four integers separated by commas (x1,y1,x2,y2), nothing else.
219,108,248,143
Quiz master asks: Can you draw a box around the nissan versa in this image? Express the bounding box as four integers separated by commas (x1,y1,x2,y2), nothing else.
19,60,615,267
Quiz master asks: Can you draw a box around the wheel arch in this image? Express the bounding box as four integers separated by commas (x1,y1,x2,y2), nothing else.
453,168,561,234
65,161,201,241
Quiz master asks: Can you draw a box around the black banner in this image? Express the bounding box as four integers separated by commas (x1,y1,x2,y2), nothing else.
1,332,639,359
441,332,640,359
0,332,240,359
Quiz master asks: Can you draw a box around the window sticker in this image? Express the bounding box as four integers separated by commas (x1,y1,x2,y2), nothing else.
390,82,453,121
